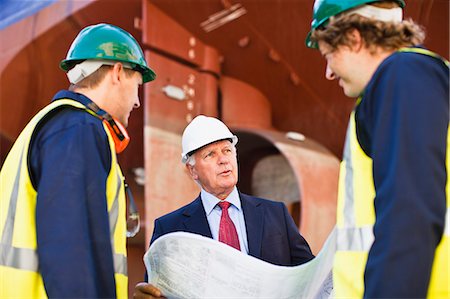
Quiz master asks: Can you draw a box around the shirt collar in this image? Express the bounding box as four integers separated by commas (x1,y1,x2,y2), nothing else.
51,90,107,115
201,187,241,216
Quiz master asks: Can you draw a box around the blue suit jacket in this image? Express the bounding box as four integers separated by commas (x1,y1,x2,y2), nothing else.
150,192,314,266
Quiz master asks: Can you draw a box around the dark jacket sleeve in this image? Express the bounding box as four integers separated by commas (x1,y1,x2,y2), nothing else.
33,109,116,298
281,203,315,265
256,200,314,266
358,52,449,298
150,218,163,245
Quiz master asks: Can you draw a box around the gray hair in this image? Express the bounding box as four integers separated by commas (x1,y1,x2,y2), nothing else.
186,155,196,166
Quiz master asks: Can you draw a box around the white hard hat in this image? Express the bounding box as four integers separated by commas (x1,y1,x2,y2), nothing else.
181,115,238,163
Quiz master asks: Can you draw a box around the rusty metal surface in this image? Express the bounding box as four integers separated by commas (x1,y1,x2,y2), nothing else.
234,127,339,254
143,126,201,246
143,51,219,133
220,76,272,130
143,0,207,68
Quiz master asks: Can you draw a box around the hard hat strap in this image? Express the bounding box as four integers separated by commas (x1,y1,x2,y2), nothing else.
86,101,130,154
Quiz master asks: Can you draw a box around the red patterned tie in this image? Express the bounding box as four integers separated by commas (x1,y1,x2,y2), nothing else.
218,201,241,250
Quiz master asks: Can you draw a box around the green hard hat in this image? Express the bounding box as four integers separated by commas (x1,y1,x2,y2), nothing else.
60,23,156,83
305,0,405,49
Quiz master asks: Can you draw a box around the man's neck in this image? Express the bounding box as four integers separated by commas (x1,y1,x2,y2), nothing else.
73,86,110,115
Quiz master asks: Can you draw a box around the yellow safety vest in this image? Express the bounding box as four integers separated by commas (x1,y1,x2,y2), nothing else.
0,99,128,298
334,49,449,298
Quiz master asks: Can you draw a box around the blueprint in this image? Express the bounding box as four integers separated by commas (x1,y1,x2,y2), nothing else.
144,228,336,299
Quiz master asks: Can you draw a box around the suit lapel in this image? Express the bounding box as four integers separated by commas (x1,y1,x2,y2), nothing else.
182,196,213,238
241,193,264,258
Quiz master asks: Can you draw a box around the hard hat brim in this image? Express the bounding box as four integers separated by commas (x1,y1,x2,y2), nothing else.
60,59,156,83
181,136,238,164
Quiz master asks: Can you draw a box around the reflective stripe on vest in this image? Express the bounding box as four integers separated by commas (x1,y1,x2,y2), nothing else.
334,49,449,299
0,99,128,298
109,170,128,277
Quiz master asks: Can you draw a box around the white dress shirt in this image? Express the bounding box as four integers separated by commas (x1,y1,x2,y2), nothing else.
200,187,249,254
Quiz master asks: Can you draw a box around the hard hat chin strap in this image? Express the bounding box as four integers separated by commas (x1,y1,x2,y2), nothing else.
67,59,133,84
345,5,403,23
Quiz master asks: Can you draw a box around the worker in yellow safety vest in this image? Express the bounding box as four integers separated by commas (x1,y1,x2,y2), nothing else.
306,0,449,298
0,23,155,298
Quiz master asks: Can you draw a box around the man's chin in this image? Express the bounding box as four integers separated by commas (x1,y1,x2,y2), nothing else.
218,180,237,190
344,90,360,98
118,119,128,128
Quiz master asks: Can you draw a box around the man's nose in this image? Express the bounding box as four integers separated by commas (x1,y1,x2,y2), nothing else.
134,98,140,108
217,153,230,164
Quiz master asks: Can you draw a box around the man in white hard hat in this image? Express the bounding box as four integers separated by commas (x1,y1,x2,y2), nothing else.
134,115,314,298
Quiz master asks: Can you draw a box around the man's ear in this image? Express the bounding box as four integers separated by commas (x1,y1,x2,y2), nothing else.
111,62,124,84
347,28,364,52
186,163,198,180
